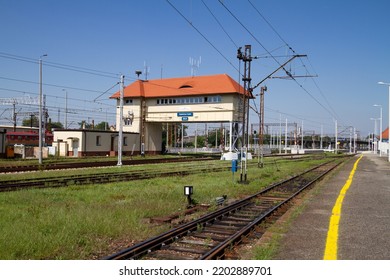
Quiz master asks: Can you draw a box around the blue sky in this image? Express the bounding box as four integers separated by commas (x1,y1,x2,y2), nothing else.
1,0,390,138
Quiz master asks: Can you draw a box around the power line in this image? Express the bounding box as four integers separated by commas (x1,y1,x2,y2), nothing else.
219,0,340,121
93,82,120,102
246,0,341,121
247,0,295,53
0,76,115,95
166,0,239,73
0,86,113,106
200,0,239,49
0,52,119,79
218,0,284,68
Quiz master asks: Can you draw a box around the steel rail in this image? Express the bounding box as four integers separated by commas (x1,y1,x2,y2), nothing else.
105,160,340,260
0,164,230,192
0,156,217,173
200,161,340,259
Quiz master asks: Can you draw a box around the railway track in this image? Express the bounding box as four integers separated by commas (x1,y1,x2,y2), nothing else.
0,156,217,173
0,161,228,192
105,160,341,260
0,153,333,174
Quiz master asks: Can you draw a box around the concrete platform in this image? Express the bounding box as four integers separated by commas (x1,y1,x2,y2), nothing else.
275,152,390,260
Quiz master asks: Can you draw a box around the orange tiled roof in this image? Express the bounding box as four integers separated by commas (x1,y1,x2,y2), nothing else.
110,74,250,99
382,127,389,140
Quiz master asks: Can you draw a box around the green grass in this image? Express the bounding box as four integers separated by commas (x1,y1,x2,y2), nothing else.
0,156,335,259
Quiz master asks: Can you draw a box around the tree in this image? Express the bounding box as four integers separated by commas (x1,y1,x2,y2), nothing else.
78,121,109,130
78,121,92,129
22,116,38,127
196,135,206,147
48,122,63,131
94,121,109,130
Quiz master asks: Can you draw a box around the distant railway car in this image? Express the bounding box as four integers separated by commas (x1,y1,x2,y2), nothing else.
5,131,53,146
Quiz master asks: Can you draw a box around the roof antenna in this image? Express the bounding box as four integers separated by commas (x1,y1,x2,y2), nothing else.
189,56,201,77
144,61,150,81
135,70,142,80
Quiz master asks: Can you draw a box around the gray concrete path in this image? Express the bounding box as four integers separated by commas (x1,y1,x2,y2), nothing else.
276,153,390,260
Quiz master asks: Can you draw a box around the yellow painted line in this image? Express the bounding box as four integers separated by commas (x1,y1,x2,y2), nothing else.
323,155,363,260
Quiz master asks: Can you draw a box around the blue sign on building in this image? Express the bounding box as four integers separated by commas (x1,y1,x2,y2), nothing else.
182,117,189,121
177,112,193,117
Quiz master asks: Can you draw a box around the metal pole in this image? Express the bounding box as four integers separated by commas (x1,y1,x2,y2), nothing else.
38,55,47,164
285,118,287,154
63,89,68,129
335,120,338,154
374,104,383,156
301,120,304,151
388,85,390,162
349,127,352,154
39,58,42,164
215,128,218,149
380,106,383,156
166,123,169,151
370,118,378,154
279,114,282,154
377,82,390,162
65,90,68,129
229,122,232,152
259,86,266,167
117,75,124,166
195,123,198,153
181,123,184,151
374,119,377,154
12,102,16,132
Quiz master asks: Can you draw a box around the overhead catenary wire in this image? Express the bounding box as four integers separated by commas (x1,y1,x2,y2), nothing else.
166,0,240,74
93,82,120,102
200,0,239,49
247,0,295,54
0,86,114,109
1,53,241,101
0,76,116,95
0,52,119,79
246,0,341,123
219,0,340,122
1,3,342,132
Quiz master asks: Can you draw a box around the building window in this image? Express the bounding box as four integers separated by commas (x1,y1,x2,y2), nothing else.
123,137,128,146
125,99,133,104
124,118,131,126
155,96,222,105
96,135,101,146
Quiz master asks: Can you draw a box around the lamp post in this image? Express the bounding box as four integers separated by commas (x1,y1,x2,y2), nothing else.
370,117,379,154
62,89,68,129
38,54,47,165
373,104,383,156
378,82,390,162
117,74,124,166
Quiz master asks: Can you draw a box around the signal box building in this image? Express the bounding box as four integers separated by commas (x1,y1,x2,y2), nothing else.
110,73,251,154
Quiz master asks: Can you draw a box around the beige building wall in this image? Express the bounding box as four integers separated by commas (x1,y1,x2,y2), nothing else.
53,130,140,156
116,94,240,129
145,123,162,153
116,98,142,134
113,93,243,154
